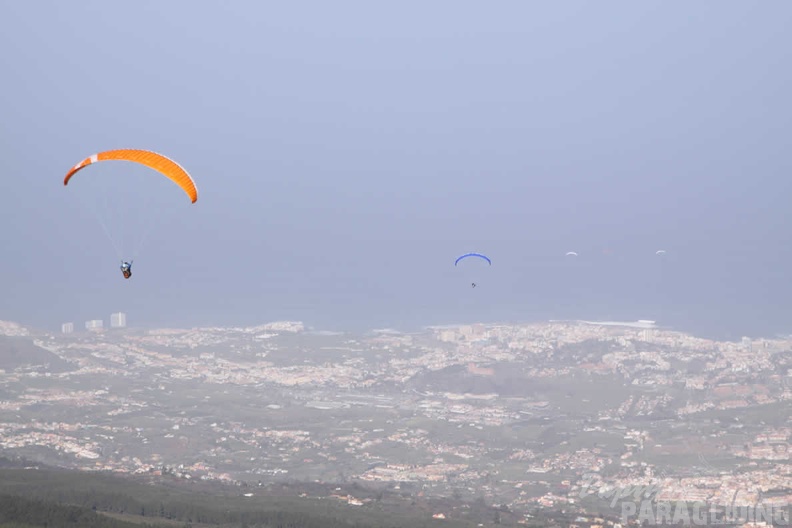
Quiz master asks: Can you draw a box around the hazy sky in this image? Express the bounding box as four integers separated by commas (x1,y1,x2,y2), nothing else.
1,1,791,337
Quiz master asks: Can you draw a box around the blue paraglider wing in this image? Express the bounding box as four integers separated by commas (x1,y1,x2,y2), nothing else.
454,253,492,266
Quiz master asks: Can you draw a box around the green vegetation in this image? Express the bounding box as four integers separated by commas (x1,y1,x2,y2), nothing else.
0,494,163,528
0,463,489,528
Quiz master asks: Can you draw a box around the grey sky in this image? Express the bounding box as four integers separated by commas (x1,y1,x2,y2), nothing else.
1,1,790,337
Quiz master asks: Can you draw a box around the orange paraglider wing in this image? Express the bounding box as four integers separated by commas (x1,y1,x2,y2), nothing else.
63,149,198,203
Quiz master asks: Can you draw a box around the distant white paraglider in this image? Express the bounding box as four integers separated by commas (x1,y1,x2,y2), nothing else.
565,251,578,257
655,250,667,255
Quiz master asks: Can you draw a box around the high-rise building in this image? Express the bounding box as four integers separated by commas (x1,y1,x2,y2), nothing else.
85,319,103,331
110,312,127,328
61,322,74,334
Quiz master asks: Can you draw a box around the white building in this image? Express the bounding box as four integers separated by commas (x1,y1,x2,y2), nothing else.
85,319,103,331
110,312,127,328
61,322,74,334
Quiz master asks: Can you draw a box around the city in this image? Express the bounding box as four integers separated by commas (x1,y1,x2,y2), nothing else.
0,316,790,524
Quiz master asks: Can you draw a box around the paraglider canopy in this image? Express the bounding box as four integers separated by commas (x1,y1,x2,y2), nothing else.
64,149,198,203
454,253,492,266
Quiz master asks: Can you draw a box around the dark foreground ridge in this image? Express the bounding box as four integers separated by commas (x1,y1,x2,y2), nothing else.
0,458,530,528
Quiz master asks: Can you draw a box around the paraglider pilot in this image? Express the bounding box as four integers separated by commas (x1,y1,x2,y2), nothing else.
120,261,133,279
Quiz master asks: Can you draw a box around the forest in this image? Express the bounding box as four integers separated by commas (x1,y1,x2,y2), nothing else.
0,458,498,528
